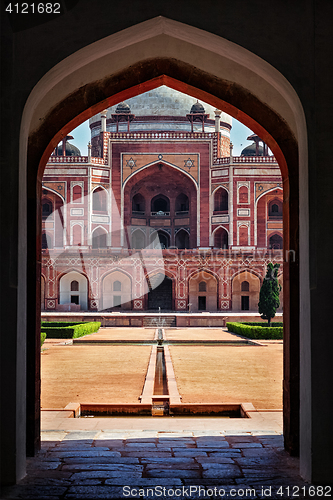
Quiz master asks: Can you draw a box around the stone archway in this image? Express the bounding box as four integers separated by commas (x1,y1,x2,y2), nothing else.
17,16,309,478
147,273,173,310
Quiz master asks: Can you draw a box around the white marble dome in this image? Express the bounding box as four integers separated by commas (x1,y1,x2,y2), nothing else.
89,86,232,136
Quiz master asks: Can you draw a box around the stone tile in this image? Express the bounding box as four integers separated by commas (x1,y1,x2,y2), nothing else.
146,469,201,478
125,442,156,448
207,451,241,457
140,457,195,464
48,450,121,458
236,457,283,467
195,437,227,441
201,462,240,470
51,445,110,452
121,451,172,458
145,463,200,470
26,461,61,471
202,466,243,479
61,456,139,464
241,448,276,457
62,463,143,471
231,442,263,448
194,444,231,450
196,457,235,464
124,438,157,443
105,478,183,486
156,441,190,448
94,440,124,447
64,486,122,499
2,485,68,498
70,470,143,480
19,477,72,486
173,450,208,457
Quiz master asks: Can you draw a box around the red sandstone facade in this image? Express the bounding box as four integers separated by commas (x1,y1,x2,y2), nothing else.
41,89,283,313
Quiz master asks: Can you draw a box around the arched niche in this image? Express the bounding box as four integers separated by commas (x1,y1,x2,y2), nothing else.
175,193,189,213
92,227,108,249
151,194,170,214
213,187,228,212
213,227,228,248
232,271,260,311
101,270,132,310
269,233,283,249
59,271,88,310
175,229,189,249
150,230,170,249
147,273,173,310
92,187,108,213
132,193,146,214
189,271,217,312
131,229,146,249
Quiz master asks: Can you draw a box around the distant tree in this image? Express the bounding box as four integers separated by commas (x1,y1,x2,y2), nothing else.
258,263,281,326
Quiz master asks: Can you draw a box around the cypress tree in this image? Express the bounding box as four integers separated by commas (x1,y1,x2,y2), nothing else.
258,262,281,326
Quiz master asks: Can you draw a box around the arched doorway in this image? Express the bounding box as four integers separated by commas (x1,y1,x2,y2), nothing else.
213,227,228,248
101,271,132,310
232,271,261,311
59,271,88,310
189,271,218,312
147,273,173,310
175,229,190,249
17,17,309,478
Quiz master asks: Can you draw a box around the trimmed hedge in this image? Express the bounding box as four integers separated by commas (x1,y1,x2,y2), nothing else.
227,321,283,340
242,322,283,328
41,332,47,346
40,321,101,339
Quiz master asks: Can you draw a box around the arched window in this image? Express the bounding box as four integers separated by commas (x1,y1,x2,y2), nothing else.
92,228,107,248
93,187,107,212
73,185,82,203
151,195,170,214
175,193,189,213
70,280,79,291
199,281,207,292
214,188,228,212
241,281,249,291
42,200,53,218
268,200,282,219
131,230,145,249
132,193,145,213
151,230,170,249
175,229,190,249
213,228,228,248
269,234,283,249
113,280,121,291
239,186,249,204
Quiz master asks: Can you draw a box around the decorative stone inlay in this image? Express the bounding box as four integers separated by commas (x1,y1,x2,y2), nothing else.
177,300,186,309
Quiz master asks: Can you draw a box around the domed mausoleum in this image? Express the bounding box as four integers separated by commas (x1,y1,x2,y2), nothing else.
44,87,282,314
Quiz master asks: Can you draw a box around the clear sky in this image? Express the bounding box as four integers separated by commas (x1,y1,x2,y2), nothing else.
69,117,254,157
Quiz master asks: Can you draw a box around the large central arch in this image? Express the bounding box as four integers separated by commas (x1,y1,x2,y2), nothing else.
19,16,309,478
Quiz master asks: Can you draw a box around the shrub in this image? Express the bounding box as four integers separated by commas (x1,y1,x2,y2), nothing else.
258,262,281,326
41,331,47,346
40,321,101,339
227,321,283,340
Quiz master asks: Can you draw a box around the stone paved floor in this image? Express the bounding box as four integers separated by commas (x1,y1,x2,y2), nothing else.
2,428,315,499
